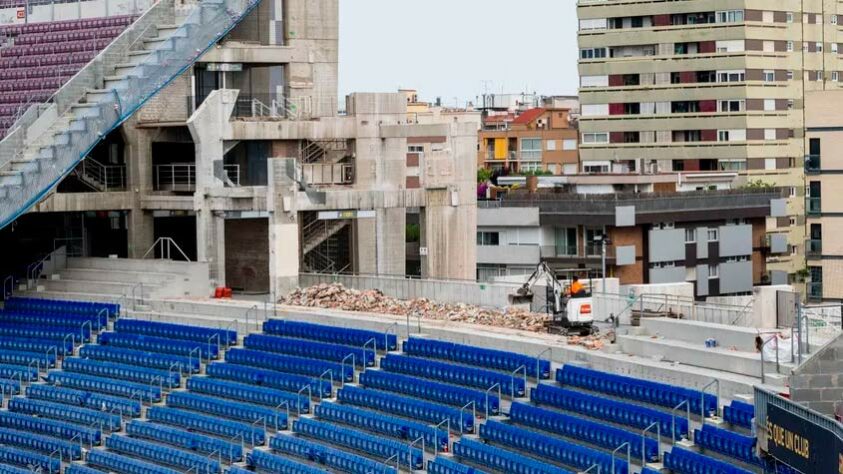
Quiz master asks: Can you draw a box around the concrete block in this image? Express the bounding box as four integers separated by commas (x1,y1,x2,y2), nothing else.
818,360,843,373
790,388,822,402
821,388,843,401
804,401,836,415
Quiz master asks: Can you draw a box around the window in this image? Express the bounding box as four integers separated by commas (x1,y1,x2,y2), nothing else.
582,132,609,144
477,232,500,246
580,48,607,59
520,162,542,172
718,130,730,141
707,228,719,242
685,228,696,243
833,43,839,53
786,12,794,23
818,70,824,81
408,145,424,153
546,140,557,151
787,70,794,80
764,99,776,111
708,264,719,279
717,10,744,23
717,70,745,82
817,42,823,53
763,70,775,82
562,139,577,150
719,100,744,112
555,227,578,256
833,14,838,24
786,41,794,52
764,129,777,140
520,138,542,161
834,71,840,82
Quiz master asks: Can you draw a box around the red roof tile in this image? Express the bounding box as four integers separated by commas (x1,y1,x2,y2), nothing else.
512,108,546,125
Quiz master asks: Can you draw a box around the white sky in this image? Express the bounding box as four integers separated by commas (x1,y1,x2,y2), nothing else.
338,0,579,106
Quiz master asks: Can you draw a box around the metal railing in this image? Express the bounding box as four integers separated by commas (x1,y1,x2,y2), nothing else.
592,290,753,326
154,164,240,191
77,158,126,191
805,239,822,258
300,163,354,186
806,197,822,216
805,154,821,173
141,237,190,261
807,282,823,301
754,386,843,441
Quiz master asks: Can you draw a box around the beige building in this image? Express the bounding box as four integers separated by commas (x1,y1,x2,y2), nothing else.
575,1,841,283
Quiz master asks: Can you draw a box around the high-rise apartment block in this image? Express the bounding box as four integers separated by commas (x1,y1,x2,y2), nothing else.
575,1,838,283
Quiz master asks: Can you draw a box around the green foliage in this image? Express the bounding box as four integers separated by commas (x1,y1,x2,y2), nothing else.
517,169,553,177
477,167,493,183
405,224,420,243
743,179,775,190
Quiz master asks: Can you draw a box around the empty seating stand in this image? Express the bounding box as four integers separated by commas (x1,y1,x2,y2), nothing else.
338,385,474,432
63,357,180,387
106,434,221,473
381,354,526,397
98,332,218,359
428,457,490,474
86,449,181,474
206,362,332,398
187,376,309,413
0,311,105,331
664,446,754,474
166,392,288,430
66,465,107,474
558,365,717,416
693,424,760,465
126,420,243,463
4,297,118,319
247,449,329,474
79,345,200,373
115,319,237,346
47,371,162,402
0,363,38,382
403,337,551,379
263,319,397,351
27,384,142,418
0,411,100,446
724,400,755,429
359,369,500,415
0,338,73,356
315,401,448,452
0,349,54,368
270,434,397,474
146,406,265,446
8,397,121,431
453,438,572,474
0,426,81,460
226,348,353,383
0,324,89,342
244,333,376,367
0,445,60,474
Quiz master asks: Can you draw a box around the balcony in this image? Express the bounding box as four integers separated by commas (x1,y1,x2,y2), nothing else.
805,239,822,259
807,282,823,301
301,163,354,186
806,197,822,216
153,164,240,192
805,154,821,174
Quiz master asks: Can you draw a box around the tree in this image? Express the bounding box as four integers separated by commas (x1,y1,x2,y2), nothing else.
477,167,493,183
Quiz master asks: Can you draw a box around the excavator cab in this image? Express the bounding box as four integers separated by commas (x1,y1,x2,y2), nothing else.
508,264,598,336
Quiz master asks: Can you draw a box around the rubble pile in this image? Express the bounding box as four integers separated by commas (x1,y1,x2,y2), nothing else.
281,283,552,332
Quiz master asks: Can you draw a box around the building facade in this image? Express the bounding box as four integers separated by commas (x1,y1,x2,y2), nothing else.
575,0,837,283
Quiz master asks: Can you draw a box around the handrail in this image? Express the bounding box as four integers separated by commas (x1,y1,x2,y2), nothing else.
760,334,780,385
408,436,425,471
318,369,333,401
274,401,289,432
671,400,690,444
207,333,220,362
362,338,377,368
433,418,450,457
700,379,720,420
107,406,123,431
484,383,500,420
80,320,92,345
582,464,601,474
245,305,258,333
296,385,311,415
45,346,58,370
535,347,551,381
62,333,76,356
459,401,475,435
611,442,630,474
205,449,221,474
130,281,145,310
142,236,190,261
510,365,527,398
341,353,355,386
641,421,660,465
188,346,202,369
228,433,244,465
384,322,398,352
168,362,183,390
26,359,39,384
385,454,399,474
2,275,13,300
249,417,266,446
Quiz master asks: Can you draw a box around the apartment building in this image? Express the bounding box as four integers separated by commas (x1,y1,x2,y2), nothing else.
477,108,579,175
575,1,839,283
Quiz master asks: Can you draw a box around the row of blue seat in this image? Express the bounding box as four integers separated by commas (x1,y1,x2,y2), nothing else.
63,357,180,387
5,297,118,318
115,319,237,345
98,332,217,359
428,457,490,474
480,420,626,474
106,434,221,473
0,462,41,474
0,338,72,356
86,449,180,474
0,411,100,446
294,417,424,470
270,434,397,474
0,445,60,473
0,323,91,342
80,345,200,374
453,438,572,474
314,401,448,452
381,354,525,397
558,365,717,416
403,337,551,379
694,424,760,466
338,385,474,432
187,377,309,413
359,370,499,415
247,449,330,474
532,384,689,439
245,333,376,367
47,371,162,402
206,362,332,399
724,400,755,429
127,420,243,463
0,379,19,397
147,406,265,446
0,426,81,460
27,384,142,418
65,465,106,474
8,397,121,431
226,348,353,383
263,319,397,351
0,363,38,381
0,349,55,368
509,402,658,462
664,446,754,474
166,391,287,429
0,310,105,330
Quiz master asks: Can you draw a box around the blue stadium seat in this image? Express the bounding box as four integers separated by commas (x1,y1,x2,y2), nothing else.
0,349,55,368
294,417,424,469
26,384,142,417
693,424,760,465
0,363,38,381
244,333,376,367
403,337,551,379
314,401,448,452
62,357,180,387
0,463,40,474
531,384,689,439
427,457,490,474
4,297,118,319
127,420,243,463
187,376,309,413
146,406,265,446
8,397,121,430
65,465,105,474
0,378,20,397
106,434,221,473
723,400,755,429
0,338,73,356
166,392,287,429
247,449,329,474
509,402,658,462
47,371,162,402
270,434,397,474
115,319,237,345
79,345,200,373
0,323,91,342
641,468,662,474
359,370,499,415
0,311,105,330
380,354,526,396
453,438,572,474
0,426,81,460
558,365,717,416
480,420,626,474
664,446,754,474
0,445,60,473
226,348,353,383
86,449,181,474
338,385,473,432
0,411,100,445
98,332,218,359
206,362,332,398
263,319,397,351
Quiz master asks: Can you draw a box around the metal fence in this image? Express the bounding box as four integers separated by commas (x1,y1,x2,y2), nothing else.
755,386,843,440
592,291,751,326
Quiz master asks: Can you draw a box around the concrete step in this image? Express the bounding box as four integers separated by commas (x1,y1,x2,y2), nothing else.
638,317,767,352
124,310,261,336
58,268,180,285
39,278,158,297
67,257,202,273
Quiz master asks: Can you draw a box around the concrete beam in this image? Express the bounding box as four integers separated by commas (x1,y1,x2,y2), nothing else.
33,192,134,213
200,44,308,64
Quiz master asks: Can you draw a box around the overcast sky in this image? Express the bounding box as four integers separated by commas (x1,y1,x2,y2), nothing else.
338,0,579,106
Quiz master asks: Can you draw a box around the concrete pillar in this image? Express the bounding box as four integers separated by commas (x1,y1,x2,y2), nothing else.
268,158,300,295
121,117,155,258
126,210,154,258
355,218,377,275
283,0,338,118
376,207,406,276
